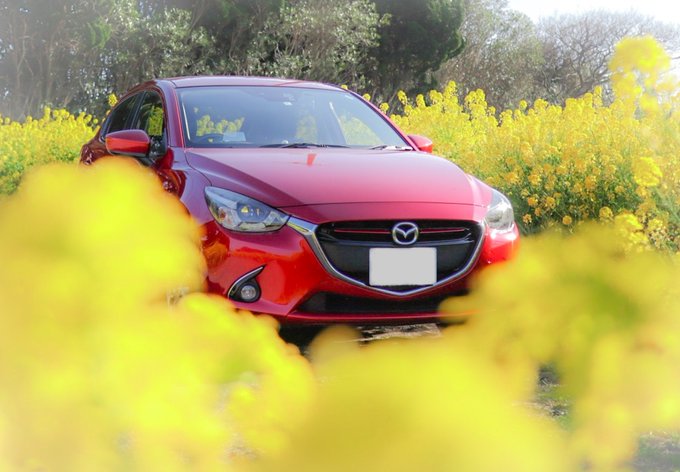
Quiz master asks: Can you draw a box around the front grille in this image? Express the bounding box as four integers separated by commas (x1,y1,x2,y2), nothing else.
316,220,482,293
297,291,467,315
318,220,475,243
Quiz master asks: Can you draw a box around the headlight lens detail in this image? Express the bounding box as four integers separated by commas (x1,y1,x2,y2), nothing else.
205,187,289,232
485,189,515,232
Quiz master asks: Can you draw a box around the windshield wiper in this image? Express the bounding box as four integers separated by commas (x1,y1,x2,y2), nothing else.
368,144,414,151
259,142,349,148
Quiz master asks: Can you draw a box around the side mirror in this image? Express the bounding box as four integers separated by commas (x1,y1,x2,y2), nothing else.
105,129,151,159
407,134,433,153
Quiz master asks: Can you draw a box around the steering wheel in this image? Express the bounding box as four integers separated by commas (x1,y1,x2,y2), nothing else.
193,133,224,144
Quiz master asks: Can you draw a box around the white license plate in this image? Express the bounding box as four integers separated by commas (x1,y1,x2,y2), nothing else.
369,248,437,286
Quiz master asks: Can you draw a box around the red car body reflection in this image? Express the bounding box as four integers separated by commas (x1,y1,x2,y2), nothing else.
81,76,519,324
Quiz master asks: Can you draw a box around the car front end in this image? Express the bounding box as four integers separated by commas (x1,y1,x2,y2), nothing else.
194,148,518,324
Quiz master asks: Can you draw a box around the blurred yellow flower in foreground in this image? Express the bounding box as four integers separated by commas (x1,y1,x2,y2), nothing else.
441,224,680,470
0,160,314,470
252,330,572,472
1,157,679,472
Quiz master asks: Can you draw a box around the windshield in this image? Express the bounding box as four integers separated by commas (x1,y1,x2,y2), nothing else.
177,85,410,149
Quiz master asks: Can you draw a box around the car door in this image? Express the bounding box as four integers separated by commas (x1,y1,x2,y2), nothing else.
82,89,185,194
132,91,186,196
81,93,143,165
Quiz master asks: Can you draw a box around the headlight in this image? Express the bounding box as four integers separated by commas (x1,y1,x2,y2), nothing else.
204,187,289,232
485,188,515,232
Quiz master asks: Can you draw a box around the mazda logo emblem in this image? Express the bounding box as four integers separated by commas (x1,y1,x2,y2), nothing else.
392,222,419,246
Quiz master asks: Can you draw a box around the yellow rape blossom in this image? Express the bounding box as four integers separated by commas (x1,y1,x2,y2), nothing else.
599,207,614,220
5,38,680,252
632,156,662,187
527,173,542,187
0,160,315,469
440,225,680,470
544,196,557,210
3,38,680,470
0,107,97,194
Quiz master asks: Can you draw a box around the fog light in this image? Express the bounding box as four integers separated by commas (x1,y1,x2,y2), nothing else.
227,266,264,303
239,283,260,302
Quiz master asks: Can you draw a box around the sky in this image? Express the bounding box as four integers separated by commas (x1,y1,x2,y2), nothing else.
505,0,680,25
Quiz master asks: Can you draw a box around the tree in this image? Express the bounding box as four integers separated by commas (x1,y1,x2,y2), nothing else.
369,0,466,102
102,7,213,102
0,0,468,118
0,0,212,119
143,0,284,75
435,0,543,111
246,0,383,88
535,10,680,103
0,0,113,119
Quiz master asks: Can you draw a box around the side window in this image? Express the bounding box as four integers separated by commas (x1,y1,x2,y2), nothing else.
104,94,139,135
134,92,165,138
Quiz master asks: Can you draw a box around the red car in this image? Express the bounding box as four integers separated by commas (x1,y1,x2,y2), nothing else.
81,76,518,324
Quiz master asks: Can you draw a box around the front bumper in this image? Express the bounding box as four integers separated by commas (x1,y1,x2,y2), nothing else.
202,212,518,324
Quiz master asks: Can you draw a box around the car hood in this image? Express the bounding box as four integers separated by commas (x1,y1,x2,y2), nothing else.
185,148,489,209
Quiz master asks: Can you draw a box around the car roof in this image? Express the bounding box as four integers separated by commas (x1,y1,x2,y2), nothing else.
162,76,343,91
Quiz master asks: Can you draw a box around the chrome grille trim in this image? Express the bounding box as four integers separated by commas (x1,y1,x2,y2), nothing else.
287,217,485,297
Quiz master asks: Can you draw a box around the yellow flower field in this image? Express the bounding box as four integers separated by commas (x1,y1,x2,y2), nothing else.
392,36,679,252
3,38,677,252
0,36,679,470
0,107,97,195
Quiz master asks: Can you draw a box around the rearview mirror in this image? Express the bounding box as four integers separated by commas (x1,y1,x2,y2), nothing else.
105,129,151,159
407,134,433,153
